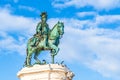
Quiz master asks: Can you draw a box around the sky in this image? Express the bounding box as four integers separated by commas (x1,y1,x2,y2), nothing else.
0,0,120,80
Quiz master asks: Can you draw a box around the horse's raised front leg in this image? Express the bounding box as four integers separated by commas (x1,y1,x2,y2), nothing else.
51,45,59,64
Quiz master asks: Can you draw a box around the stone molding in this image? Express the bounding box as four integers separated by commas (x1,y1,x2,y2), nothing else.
17,64,74,80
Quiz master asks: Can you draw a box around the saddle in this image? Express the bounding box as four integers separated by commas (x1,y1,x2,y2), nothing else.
31,34,42,47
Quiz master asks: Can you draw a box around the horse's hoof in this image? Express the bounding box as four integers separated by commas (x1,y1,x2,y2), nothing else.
34,62,41,65
24,64,33,67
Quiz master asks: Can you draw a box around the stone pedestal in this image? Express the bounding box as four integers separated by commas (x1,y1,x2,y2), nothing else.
17,64,74,80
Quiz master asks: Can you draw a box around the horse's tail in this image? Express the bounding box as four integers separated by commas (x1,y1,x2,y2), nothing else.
26,48,28,56
23,48,28,67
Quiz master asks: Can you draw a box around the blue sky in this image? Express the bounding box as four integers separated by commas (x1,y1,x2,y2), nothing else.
0,0,120,80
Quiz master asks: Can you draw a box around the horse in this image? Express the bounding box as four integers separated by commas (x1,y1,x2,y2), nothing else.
24,21,64,66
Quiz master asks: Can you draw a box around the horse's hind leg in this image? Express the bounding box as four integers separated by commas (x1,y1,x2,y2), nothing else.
34,50,41,64
26,51,32,66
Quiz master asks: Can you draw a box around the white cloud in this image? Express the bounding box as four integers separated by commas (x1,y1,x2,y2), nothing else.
0,7,38,55
52,0,120,10
14,0,18,3
18,5,40,14
0,31,26,55
0,7,37,34
95,15,120,24
19,5,35,11
76,11,97,18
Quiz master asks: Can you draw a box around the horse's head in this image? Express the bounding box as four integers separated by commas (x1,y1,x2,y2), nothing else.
49,21,64,40
57,21,64,36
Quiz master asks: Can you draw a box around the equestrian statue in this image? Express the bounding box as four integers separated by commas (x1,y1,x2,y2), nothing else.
24,12,64,67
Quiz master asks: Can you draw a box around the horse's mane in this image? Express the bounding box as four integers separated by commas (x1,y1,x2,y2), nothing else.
50,23,58,33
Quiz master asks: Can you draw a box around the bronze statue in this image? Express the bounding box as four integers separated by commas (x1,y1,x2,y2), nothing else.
24,12,64,67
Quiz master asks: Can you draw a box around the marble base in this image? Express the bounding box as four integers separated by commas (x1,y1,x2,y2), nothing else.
17,64,74,80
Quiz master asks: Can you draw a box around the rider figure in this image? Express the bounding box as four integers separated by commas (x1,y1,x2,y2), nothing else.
31,34,40,47
32,12,50,47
